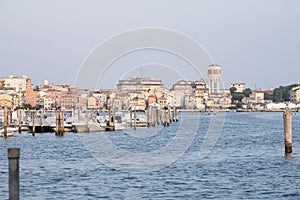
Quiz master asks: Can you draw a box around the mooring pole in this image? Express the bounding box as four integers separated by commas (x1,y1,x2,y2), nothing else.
133,110,137,130
32,110,37,136
4,106,8,138
18,109,22,133
8,148,20,200
284,107,292,155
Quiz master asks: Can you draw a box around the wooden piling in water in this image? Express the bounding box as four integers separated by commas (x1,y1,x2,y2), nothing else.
161,109,166,126
168,107,172,125
175,108,178,122
55,111,59,136
284,107,292,154
4,107,8,138
60,111,64,135
152,106,157,127
129,110,132,128
40,110,44,133
8,148,20,200
156,108,160,125
165,109,170,126
32,110,37,136
18,110,22,133
133,110,137,130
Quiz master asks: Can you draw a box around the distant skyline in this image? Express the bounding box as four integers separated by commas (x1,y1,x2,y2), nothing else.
1,0,299,90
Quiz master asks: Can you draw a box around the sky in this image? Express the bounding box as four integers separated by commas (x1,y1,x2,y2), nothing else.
0,0,299,90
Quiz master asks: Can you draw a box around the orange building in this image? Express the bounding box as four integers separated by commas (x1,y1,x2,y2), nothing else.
25,79,38,107
148,95,157,105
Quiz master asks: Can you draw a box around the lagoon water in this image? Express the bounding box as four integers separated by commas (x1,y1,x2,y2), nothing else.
1,112,300,199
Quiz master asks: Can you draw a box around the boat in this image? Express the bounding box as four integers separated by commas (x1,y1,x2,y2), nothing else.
127,106,149,127
0,127,18,137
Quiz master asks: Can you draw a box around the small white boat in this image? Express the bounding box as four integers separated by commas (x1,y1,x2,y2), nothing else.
0,127,17,137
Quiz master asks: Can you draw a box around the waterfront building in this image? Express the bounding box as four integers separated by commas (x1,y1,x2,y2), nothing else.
249,90,265,104
0,75,28,93
208,64,221,94
231,83,246,93
117,77,163,93
0,94,13,108
43,95,55,110
219,96,231,108
87,96,98,109
172,80,193,108
157,96,167,108
25,79,38,107
290,86,300,103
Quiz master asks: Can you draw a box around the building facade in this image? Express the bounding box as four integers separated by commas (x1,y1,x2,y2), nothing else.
290,86,300,102
208,64,221,94
117,77,163,93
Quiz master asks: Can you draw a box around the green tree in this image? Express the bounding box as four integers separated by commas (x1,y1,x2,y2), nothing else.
243,88,252,97
264,93,273,100
273,88,283,102
230,87,237,96
232,92,245,103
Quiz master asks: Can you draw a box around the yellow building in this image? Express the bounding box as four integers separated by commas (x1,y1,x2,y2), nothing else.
87,96,98,109
290,86,300,102
0,94,13,108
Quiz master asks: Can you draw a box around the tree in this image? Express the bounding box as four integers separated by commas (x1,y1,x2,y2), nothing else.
243,88,252,97
230,87,237,96
264,93,273,100
273,88,283,102
232,92,245,103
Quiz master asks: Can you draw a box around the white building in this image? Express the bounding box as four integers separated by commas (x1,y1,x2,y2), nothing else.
0,75,29,93
44,97,55,110
117,77,163,92
231,83,246,93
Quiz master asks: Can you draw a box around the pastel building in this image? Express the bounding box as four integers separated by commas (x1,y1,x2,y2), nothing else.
290,86,300,103
208,64,221,94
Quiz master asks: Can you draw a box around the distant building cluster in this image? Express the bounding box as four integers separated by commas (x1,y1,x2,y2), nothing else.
1,64,300,111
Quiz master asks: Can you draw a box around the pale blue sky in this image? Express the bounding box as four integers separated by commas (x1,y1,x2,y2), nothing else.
0,0,299,89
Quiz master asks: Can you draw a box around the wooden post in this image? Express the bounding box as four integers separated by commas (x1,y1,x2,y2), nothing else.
161,110,166,126
18,109,22,133
8,148,20,200
9,110,13,125
151,106,156,127
4,106,8,138
85,110,89,133
32,110,37,136
284,107,292,154
111,109,115,131
175,108,178,122
77,107,80,121
55,110,59,135
129,110,132,128
59,111,64,135
40,110,44,133
133,110,137,130
165,109,169,126
156,108,160,125
168,108,171,125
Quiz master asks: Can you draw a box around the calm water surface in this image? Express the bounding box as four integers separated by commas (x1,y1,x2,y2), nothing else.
1,112,300,199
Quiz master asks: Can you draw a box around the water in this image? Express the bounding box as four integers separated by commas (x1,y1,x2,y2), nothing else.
1,112,300,199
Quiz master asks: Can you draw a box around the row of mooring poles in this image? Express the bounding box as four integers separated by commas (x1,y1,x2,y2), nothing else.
145,106,179,127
